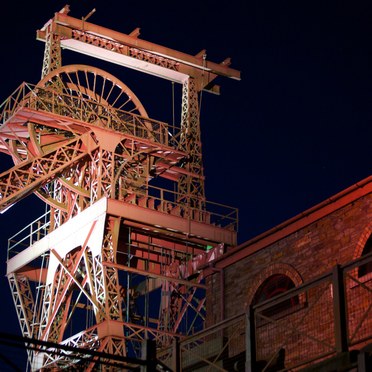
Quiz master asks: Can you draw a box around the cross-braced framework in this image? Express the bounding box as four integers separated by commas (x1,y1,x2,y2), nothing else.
178,78,205,209
0,5,240,370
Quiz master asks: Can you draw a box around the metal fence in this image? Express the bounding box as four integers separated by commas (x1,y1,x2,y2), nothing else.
158,253,371,371
158,313,246,371
0,82,178,148
248,252,372,371
7,210,50,260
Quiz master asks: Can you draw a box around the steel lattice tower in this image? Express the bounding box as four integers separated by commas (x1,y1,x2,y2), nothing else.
0,6,240,370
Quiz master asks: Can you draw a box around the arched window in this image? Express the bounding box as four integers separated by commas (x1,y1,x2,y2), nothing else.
358,234,372,277
252,274,299,318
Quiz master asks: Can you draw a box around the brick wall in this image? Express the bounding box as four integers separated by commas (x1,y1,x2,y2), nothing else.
207,195,372,320
204,192,372,367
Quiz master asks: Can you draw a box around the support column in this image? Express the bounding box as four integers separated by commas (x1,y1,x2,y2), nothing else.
41,21,62,79
8,274,34,336
178,77,205,210
95,216,125,357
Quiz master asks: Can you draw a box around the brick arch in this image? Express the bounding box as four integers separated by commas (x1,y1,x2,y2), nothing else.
353,220,372,259
350,221,372,280
245,262,303,309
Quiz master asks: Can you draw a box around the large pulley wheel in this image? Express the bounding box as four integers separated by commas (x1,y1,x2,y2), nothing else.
4,65,153,192
22,64,150,156
27,65,154,211
37,64,148,117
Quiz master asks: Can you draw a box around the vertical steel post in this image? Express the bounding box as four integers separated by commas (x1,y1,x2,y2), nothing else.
172,336,181,372
357,350,368,372
332,264,348,353
246,305,256,372
141,339,156,372
41,22,62,79
178,77,205,210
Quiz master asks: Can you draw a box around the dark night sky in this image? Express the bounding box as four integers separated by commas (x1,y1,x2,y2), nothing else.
1,0,372,368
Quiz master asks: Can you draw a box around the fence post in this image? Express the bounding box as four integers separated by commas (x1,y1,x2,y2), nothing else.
332,264,348,353
246,305,256,372
30,222,33,246
172,336,181,372
141,339,156,371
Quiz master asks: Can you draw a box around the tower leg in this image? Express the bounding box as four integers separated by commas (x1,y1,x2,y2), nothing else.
178,77,205,209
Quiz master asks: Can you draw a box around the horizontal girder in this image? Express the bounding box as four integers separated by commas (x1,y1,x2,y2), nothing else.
37,10,241,92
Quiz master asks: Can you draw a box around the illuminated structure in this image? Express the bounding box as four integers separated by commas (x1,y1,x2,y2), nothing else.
0,5,240,370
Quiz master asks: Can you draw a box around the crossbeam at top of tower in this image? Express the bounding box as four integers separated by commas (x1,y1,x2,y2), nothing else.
36,5,241,93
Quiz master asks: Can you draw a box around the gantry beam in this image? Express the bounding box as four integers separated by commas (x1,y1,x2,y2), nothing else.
36,8,241,93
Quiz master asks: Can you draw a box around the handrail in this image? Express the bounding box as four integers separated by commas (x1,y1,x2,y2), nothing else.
122,182,238,230
249,254,372,371
0,82,181,148
7,210,50,260
7,182,238,259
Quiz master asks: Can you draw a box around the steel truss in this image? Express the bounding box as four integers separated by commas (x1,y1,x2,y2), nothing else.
1,5,240,370
178,77,205,208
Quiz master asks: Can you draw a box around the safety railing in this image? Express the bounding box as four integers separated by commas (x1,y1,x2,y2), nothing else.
0,82,181,148
158,312,246,371
157,254,371,371
248,253,372,371
7,210,50,260
344,253,372,349
122,182,238,231
7,181,238,260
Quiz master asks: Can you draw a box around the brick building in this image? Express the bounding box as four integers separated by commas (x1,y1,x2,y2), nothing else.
187,175,372,371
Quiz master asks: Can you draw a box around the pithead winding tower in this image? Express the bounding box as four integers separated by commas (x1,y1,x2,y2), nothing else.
0,6,240,370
